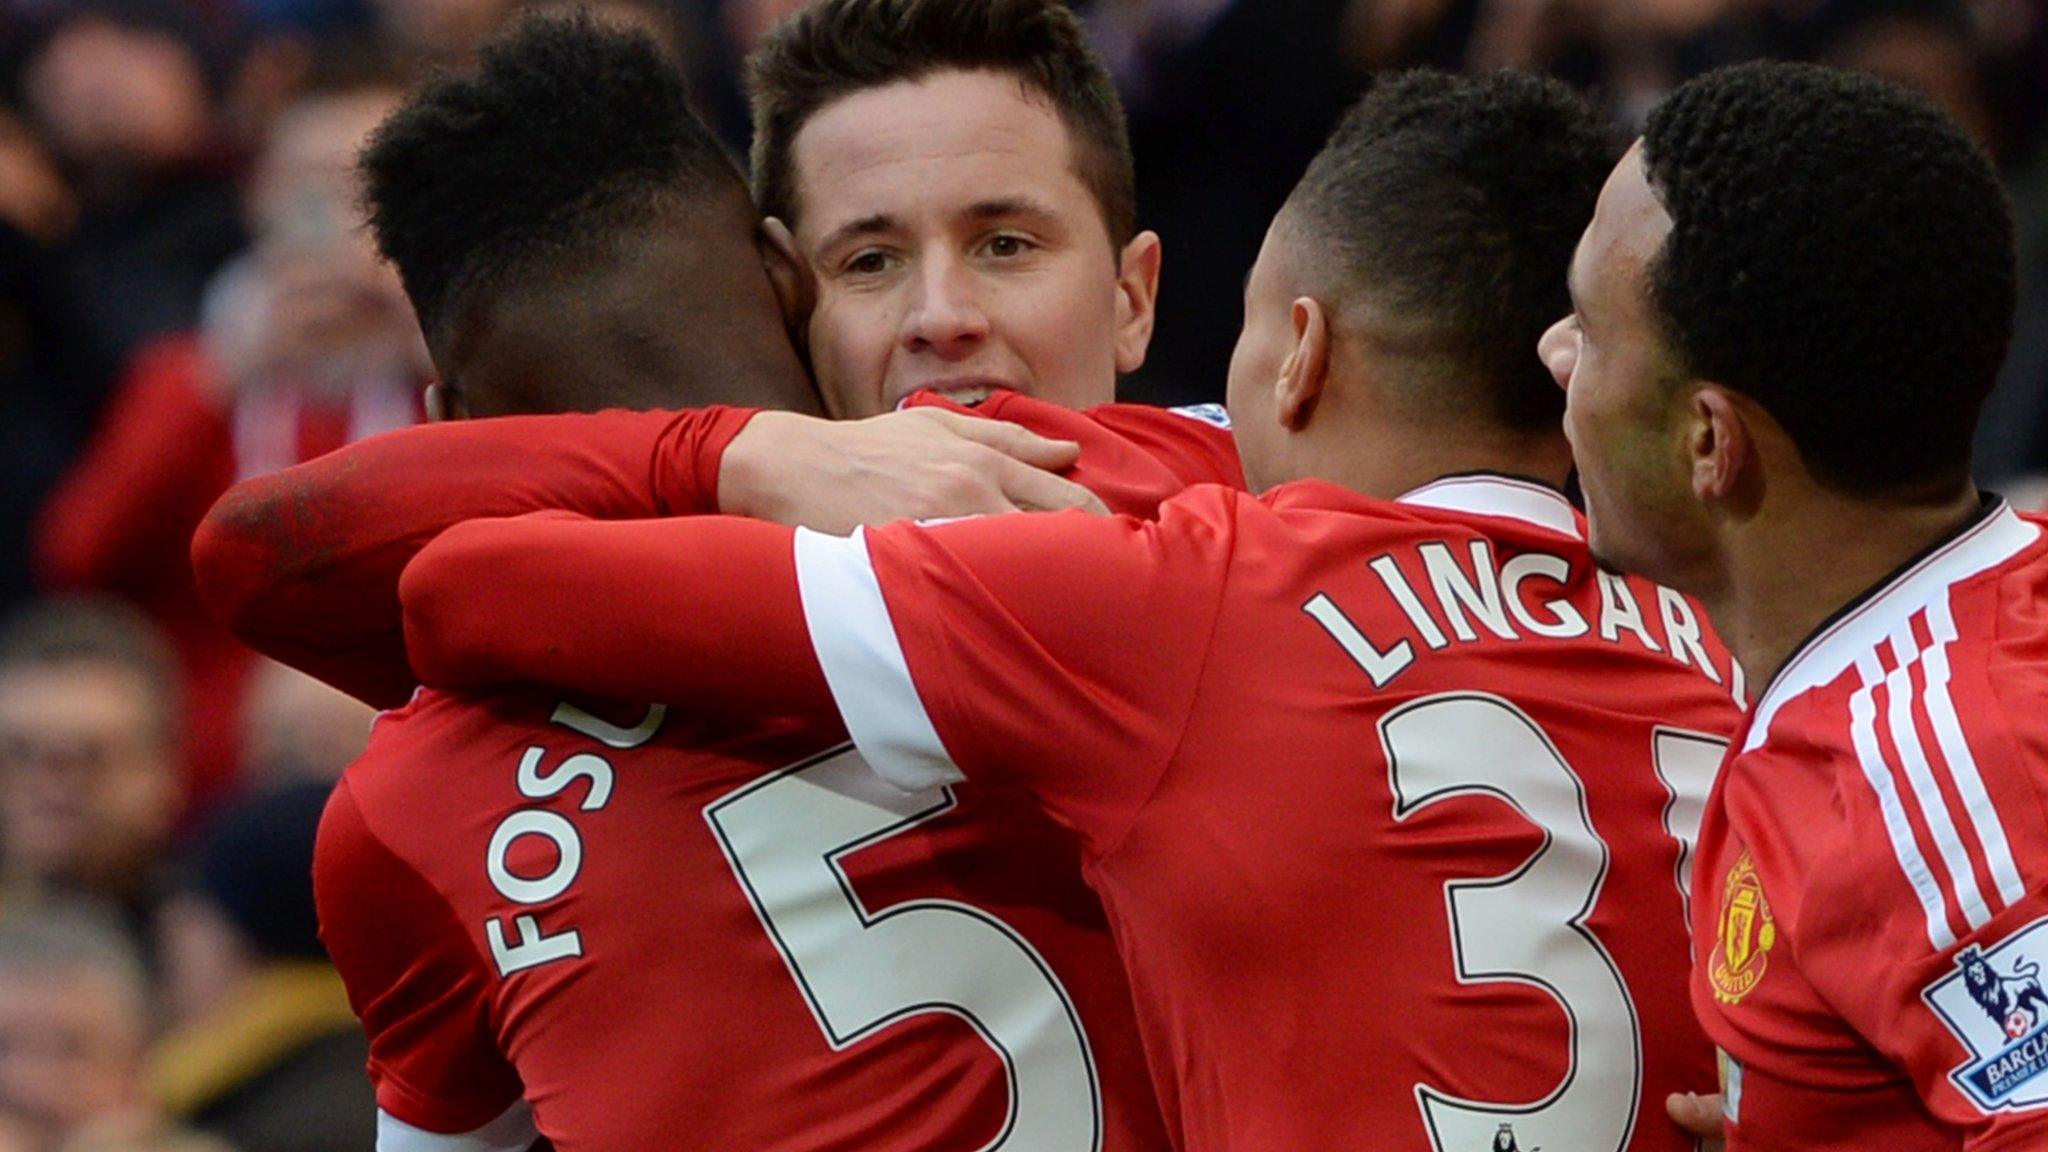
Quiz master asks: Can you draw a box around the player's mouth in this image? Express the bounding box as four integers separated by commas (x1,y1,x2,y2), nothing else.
898,378,1016,408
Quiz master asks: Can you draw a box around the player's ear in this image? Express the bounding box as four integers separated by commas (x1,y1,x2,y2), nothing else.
1687,383,1754,509
1276,296,1330,431
759,217,815,352
1113,229,1162,375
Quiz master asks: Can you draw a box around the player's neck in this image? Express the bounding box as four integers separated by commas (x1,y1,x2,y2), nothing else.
1702,479,1984,695
1292,415,1573,502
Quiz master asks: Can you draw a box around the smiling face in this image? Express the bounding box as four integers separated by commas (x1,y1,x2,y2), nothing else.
784,69,1158,417
1541,142,1713,583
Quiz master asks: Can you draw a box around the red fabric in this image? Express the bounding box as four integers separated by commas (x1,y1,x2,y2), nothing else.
1692,505,2048,1151
193,406,756,709
335,399,1224,1149
402,469,1744,1151
37,335,418,810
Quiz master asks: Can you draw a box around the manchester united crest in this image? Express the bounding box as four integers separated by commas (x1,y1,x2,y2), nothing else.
1711,847,1776,1004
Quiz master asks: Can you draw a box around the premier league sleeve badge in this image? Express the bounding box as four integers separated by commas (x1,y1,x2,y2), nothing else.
1923,916,2048,1113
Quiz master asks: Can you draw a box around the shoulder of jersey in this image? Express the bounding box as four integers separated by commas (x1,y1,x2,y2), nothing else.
1738,505,2046,952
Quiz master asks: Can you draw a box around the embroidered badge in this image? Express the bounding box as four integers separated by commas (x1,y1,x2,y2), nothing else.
1924,916,2048,1113
1710,847,1776,1004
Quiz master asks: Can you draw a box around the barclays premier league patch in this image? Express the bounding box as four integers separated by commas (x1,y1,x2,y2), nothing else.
1924,916,2048,1113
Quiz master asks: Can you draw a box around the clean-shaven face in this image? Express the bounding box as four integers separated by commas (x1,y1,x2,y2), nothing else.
787,69,1151,417
1542,142,1706,583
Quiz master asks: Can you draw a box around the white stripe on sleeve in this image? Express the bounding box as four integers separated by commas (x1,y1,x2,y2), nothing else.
1851,650,1956,950
1922,595,2027,908
1883,623,1992,931
377,1102,537,1152
793,527,965,793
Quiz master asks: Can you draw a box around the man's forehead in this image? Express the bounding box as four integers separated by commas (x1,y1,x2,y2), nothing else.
788,70,1084,234
1580,144,1672,301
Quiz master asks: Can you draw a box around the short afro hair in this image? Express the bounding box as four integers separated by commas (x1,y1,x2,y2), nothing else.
360,14,745,349
747,0,1135,246
1285,69,1613,430
1641,61,2016,495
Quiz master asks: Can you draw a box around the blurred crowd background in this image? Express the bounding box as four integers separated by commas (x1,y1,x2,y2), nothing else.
0,0,2042,1147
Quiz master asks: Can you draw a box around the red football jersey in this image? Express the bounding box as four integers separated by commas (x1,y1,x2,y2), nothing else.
400,474,1745,1152
1691,501,2048,1152
317,398,1237,1150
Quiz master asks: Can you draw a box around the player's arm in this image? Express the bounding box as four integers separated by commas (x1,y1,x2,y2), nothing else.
316,778,541,1151
402,498,1229,850
1801,789,2048,1148
195,407,1098,708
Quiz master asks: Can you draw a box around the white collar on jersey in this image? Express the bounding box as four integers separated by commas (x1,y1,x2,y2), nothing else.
1396,474,1582,541
1742,500,2040,753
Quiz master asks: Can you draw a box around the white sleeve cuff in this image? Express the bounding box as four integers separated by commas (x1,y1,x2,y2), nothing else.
377,1101,538,1152
793,526,964,793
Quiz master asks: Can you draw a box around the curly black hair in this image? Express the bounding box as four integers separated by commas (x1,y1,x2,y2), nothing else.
1641,62,2016,495
1286,69,1614,431
360,13,743,349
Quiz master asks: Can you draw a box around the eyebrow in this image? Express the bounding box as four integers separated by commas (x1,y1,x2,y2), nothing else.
962,196,1063,228
815,196,1067,257
816,214,899,257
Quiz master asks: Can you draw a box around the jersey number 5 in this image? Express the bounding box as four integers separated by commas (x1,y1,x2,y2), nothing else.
1385,693,1724,1152
706,746,1103,1152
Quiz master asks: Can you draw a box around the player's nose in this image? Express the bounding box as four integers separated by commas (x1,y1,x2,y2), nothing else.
900,253,990,356
1539,316,1579,391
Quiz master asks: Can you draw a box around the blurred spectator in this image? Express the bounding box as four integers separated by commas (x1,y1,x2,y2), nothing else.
150,783,372,1152
12,2,249,404
0,898,193,1152
237,662,369,789
1088,0,1365,403
365,0,513,66
34,71,420,814
0,1113,35,1152
0,598,182,933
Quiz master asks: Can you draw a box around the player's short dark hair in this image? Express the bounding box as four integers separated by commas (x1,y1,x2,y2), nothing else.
360,13,745,349
1640,61,2016,495
747,0,1136,246
1285,69,1612,431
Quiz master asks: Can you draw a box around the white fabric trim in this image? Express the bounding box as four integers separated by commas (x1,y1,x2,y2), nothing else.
1849,651,1955,951
1882,623,1992,932
377,1102,537,1152
1922,594,2027,907
1396,475,1582,541
1742,503,2038,753
793,527,964,793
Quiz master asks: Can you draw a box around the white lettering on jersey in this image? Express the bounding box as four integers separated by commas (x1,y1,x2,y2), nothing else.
1303,593,1413,688
1315,546,1725,692
483,704,666,978
1502,552,1589,639
1420,541,1517,643
1596,573,1661,652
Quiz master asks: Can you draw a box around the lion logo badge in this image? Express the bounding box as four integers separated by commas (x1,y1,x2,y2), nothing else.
1710,848,1776,1004
1924,916,2048,1114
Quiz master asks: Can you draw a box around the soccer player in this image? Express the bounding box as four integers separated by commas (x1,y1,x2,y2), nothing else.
219,15,1227,1152
745,0,1163,416
399,72,1745,1152
1538,62,2044,1150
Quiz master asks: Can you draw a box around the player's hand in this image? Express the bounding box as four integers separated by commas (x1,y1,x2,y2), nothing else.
718,408,1111,533
1667,1090,1725,1149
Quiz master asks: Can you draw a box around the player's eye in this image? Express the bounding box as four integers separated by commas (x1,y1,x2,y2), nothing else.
982,234,1035,259
844,250,894,277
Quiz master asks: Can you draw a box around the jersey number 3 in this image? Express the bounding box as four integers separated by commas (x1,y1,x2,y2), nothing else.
1385,693,1723,1152
706,746,1103,1152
